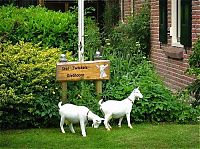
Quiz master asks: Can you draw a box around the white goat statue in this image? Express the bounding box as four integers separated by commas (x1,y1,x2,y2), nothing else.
98,87,143,131
58,102,104,137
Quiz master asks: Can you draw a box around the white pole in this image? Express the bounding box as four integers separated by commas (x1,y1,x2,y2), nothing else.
78,0,84,62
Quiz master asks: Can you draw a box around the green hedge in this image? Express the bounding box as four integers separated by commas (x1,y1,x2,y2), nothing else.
0,5,76,52
0,5,102,129
0,42,61,128
0,5,101,56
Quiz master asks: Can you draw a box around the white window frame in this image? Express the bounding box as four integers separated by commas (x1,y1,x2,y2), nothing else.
131,0,134,15
170,0,183,47
121,0,124,22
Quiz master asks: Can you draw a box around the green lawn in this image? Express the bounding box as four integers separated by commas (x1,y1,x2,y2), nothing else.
0,124,199,149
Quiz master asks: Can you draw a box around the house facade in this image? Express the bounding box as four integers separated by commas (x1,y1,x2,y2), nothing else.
121,0,200,91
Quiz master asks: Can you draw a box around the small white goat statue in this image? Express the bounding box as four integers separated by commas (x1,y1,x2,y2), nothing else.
58,102,104,137
99,87,143,131
96,64,108,78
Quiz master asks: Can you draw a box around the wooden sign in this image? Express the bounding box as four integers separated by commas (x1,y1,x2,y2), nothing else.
56,60,110,81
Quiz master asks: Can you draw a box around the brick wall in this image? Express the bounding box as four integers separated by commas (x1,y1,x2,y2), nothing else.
122,0,200,91
124,0,132,18
192,0,200,42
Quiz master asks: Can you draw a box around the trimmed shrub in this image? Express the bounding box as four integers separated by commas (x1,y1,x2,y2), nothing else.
0,5,76,52
0,5,101,55
0,6,102,129
0,41,62,128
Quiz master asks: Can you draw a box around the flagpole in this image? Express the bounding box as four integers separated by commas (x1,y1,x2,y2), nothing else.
78,0,84,62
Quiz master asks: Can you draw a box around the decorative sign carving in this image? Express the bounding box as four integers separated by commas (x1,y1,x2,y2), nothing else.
56,60,110,81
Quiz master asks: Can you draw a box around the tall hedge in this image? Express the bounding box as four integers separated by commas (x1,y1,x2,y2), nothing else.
0,42,61,128
0,5,101,56
0,5,102,129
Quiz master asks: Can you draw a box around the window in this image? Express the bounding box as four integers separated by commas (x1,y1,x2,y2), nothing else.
131,0,134,15
171,0,183,47
159,0,192,47
159,0,167,44
180,0,192,47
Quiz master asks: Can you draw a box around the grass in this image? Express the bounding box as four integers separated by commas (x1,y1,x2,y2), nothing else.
0,124,199,149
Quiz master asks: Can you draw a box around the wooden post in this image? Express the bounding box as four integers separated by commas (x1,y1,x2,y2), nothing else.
65,2,69,11
95,80,102,100
61,81,67,104
38,0,44,6
56,60,110,102
94,52,102,100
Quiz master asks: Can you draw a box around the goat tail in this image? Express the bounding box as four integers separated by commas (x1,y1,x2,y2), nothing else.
98,99,104,106
58,102,62,109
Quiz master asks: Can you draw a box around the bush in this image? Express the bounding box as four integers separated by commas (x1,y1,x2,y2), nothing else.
0,6,102,129
0,5,76,52
103,0,120,34
84,17,102,60
188,37,200,101
102,57,200,123
189,37,200,78
0,41,62,128
0,5,101,55
107,2,150,56
101,3,200,124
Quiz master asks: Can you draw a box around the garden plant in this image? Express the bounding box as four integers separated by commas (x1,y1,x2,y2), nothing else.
0,4,199,131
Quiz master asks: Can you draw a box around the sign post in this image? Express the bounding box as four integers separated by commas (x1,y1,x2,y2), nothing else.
56,60,110,102
56,60,110,81
57,0,110,103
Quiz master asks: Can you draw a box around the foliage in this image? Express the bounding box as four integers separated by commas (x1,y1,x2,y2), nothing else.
126,3,150,55
0,6,102,129
0,5,76,52
102,57,200,123
0,5,100,56
101,3,200,124
0,4,199,130
84,18,102,61
103,0,120,34
0,42,62,128
189,37,200,78
105,2,150,56
188,37,200,101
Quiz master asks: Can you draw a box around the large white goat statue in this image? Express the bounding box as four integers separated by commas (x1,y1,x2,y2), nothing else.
99,87,143,131
58,102,104,137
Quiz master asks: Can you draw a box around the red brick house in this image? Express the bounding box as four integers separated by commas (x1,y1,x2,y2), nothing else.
121,0,200,91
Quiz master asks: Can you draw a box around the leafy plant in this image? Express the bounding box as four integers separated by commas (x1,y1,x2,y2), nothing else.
0,41,61,128
0,5,101,56
188,37,200,101
101,3,200,124
103,0,120,34
0,5,103,129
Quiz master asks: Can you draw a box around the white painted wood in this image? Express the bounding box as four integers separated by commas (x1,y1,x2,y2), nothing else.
171,0,183,47
78,0,84,62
